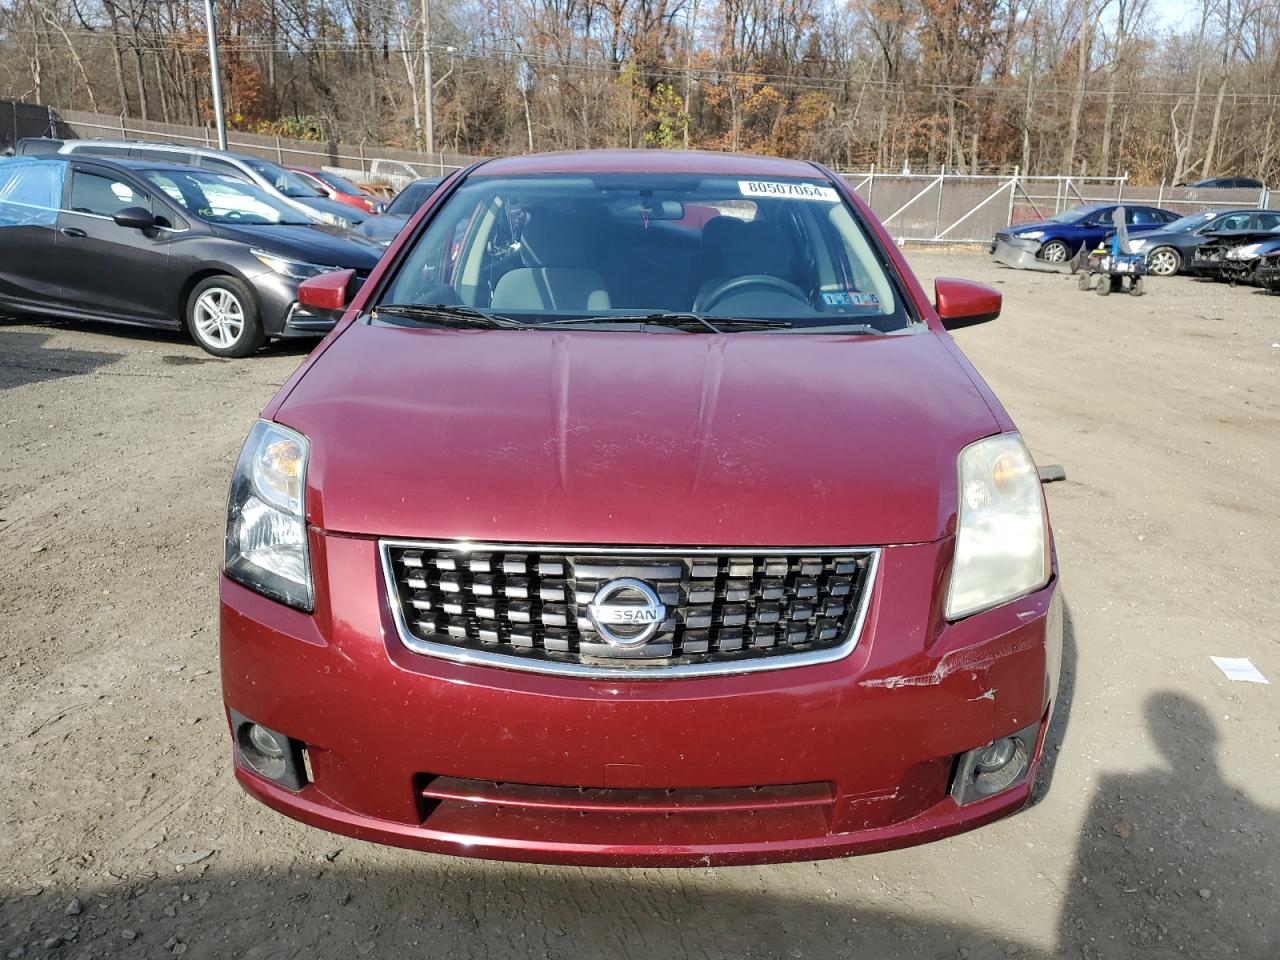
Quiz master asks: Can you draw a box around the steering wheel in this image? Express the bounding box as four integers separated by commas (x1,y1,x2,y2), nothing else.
696,275,809,312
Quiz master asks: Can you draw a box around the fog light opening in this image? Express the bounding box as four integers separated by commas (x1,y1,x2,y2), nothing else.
973,737,1018,774
238,722,288,780
230,709,308,792
950,723,1039,806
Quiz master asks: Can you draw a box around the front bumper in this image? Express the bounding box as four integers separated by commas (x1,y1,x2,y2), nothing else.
220,534,1062,867
1255,262,1280,288
248,272,338,339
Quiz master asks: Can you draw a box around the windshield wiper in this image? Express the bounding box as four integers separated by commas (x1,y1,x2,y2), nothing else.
802,323,885,336
371,303,524,329
536,312,792,333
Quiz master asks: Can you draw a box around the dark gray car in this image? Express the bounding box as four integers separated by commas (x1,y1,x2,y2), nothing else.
47,139,370,229
0,155,383,357
1130,208,1280,275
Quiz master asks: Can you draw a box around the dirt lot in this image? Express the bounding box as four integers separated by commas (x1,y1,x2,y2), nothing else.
1,251,1277,960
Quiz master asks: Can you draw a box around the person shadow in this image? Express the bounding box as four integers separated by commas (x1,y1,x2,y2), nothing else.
1055,690,1279,958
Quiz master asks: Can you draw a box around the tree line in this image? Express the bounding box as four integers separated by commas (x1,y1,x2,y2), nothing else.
2,0,1278,184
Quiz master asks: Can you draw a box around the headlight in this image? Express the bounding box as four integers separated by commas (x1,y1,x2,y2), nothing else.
1232,242,1262,259
1128,238,1147,251
946,433,1050,620
251,249,334,280
1017,230,1045,240
225,421,313,610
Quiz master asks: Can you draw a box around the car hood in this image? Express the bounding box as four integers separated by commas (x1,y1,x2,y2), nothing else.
356,214,411,245
213,223,384,270
1005,218,1096,235
291,195,369,224
277,324,1003,546
1004,219,1061,234
1128,229,1182,244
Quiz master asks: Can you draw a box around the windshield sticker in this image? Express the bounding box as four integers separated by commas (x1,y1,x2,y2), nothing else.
738,180,840,203
822,291,880,307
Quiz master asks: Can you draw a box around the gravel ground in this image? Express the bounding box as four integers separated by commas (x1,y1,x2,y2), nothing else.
1,252,1277,959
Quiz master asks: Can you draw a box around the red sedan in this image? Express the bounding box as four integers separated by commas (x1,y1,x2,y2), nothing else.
286,165,384,215
220,150,1062,866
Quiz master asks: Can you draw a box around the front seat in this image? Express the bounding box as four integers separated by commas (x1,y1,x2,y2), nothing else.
490,208,611,312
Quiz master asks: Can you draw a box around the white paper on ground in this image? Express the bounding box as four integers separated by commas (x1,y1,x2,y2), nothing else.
1210,656,1269,684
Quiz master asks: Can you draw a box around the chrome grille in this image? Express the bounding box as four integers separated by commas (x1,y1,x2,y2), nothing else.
381,541,878,678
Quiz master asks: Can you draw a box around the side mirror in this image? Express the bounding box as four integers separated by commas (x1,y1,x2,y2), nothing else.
297,268,356,312
112,206,156,230
934,278,1001,330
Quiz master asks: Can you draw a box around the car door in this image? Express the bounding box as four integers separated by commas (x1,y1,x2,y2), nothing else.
55,163,181,323
1076,206,1117,248
0,158,68,307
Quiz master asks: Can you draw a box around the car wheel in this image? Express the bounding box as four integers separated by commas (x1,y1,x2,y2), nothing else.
187,277,265,358
1041,239,1070,262
1096,275,1111,296
1077,273,1092,291
1129,277,1144,297
1147,247,1181,276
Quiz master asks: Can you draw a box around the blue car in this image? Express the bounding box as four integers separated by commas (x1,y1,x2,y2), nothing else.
1122,208,1280,275
992,203,1180,264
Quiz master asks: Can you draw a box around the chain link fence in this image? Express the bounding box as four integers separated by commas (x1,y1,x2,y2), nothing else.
14,105,1276,240
841,168,1272,244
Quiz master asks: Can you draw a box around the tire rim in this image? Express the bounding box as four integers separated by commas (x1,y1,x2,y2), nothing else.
1149,249,1178,275
193,288,245,348
1042,242,1068,263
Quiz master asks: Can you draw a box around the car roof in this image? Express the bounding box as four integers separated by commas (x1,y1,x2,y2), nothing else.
51,155,245,180
60,139,270,166
474,149,822,179
111,158,230,175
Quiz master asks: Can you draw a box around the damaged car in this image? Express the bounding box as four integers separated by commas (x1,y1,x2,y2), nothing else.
220,149,1063,866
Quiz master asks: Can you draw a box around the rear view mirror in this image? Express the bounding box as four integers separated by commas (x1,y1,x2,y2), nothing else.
112,207,156,230
298,268,356,312
934,278,1001,330
608,199,686,221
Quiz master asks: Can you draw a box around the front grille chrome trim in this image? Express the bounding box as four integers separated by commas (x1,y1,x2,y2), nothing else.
379,539,880,679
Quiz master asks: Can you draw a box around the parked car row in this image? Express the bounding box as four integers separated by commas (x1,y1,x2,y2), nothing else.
991,203,1181,264
992,202,1280,282
1,138,444,356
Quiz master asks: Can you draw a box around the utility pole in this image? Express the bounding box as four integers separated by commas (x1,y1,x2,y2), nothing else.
204,0,228,150
421,0,434,154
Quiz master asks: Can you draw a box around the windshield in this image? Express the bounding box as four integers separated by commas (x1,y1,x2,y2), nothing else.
142,169,313,225
244,159,324,199
386,179,439,216
1162,212,1220,232
1049,205,1107,224
315,170,364,195
378,173,911,331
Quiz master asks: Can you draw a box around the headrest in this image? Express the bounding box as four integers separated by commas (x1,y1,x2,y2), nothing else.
701,215,747,253
520,208,594,269
721,220,791,278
